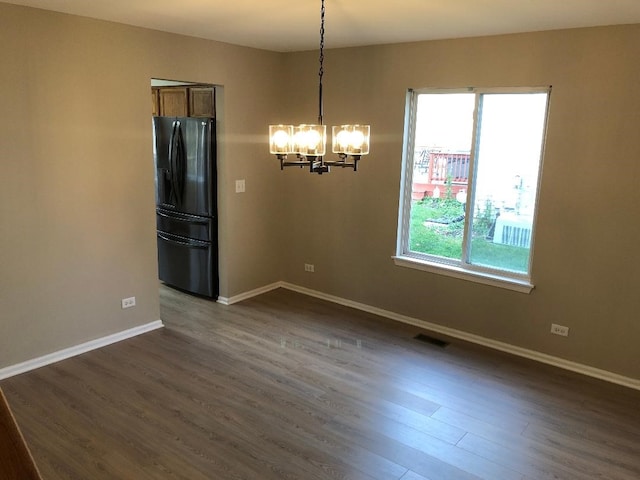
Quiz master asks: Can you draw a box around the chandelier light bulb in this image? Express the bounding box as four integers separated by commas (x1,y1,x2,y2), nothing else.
294,124,326,156
350,130,365,149
292,130,305,153
304,130,321,149
273,130,290,148
335,129,351,150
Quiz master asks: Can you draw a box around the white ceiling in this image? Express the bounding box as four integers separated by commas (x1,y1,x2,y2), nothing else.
6,0,640,52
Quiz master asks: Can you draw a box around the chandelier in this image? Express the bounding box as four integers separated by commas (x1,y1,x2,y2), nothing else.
268,0,370,174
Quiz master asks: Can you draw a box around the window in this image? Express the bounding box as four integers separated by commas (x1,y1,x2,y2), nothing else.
395,87,551,292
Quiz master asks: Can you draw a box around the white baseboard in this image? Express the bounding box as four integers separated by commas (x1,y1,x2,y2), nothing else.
7,283,637,392
217,282,282,305
0,320,164,381
278,282,640,392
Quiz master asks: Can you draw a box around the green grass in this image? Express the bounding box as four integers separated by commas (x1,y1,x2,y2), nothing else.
408,200,530,273
468,238,530,272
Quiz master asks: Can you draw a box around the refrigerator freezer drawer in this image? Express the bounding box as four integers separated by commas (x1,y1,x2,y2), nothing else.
156,208,214,242
157,231,218,298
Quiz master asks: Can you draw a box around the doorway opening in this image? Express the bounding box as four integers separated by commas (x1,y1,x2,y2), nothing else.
150,78,220,299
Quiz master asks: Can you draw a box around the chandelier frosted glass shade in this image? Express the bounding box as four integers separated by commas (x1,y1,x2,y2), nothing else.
269,124,327,156
269,125,294,155
294,124,326,156
269,123,370,157
332,125,370,155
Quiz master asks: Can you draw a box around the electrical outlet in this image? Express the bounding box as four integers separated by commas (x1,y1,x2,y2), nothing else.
550,323,569,337
235,179,245,193
121,297,136,309
304,263,315,272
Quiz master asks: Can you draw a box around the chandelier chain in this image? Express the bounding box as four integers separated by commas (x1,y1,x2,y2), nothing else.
318,0,325,124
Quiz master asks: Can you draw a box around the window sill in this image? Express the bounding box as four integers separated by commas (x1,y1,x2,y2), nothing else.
392,255,534,294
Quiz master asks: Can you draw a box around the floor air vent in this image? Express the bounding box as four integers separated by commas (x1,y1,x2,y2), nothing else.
414,333,450,348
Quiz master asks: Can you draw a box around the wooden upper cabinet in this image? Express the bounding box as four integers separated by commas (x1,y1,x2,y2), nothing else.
158,87,188,117
151,89,159,116
189,87,215,118
152,86,215,118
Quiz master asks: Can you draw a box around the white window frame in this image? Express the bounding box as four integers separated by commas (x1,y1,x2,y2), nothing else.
394,86,551,293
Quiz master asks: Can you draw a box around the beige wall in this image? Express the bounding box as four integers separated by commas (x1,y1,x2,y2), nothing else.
0,3,285,368
1,1,639,382
281,26,640,380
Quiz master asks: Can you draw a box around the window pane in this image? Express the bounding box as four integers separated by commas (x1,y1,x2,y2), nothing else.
408,93,475,260
469,93,548,272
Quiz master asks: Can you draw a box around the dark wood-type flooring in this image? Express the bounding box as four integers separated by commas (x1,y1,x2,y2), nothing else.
2,285,640,479
0,388,42,479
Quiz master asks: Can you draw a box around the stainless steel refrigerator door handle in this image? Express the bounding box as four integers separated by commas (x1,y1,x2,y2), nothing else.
171,121,186,206
168,120,183,207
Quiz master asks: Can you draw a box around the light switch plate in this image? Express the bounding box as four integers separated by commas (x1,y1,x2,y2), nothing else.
235,179,245,193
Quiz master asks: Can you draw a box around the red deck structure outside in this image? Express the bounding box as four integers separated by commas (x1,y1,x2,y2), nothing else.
412,149,470,200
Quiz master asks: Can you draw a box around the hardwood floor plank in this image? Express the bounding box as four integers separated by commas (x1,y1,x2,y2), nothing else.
458,432,596,480
80,344,347,480
328,413,522,480
521,423,640,477
300,366,465,445
399,471,434,480
323,416,484,480
437,404,640,480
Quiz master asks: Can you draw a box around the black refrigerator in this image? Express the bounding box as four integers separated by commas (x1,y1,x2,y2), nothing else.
153,116,218,298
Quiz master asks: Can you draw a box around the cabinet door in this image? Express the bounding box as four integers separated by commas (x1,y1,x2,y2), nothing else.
189,87,215,118
151,88,160,116
158,87,188,116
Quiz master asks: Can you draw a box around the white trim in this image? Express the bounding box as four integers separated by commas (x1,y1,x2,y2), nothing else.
0,320,164,381
217,282,283,305
396,87,550,295
7,283,636,391
393,256,534,293
280,282,640,391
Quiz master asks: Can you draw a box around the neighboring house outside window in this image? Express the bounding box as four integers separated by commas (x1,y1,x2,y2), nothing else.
395,87,551,293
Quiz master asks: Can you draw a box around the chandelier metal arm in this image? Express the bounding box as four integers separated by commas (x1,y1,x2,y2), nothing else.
324,155,362,171
278,155,332,174
276,153,362,174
